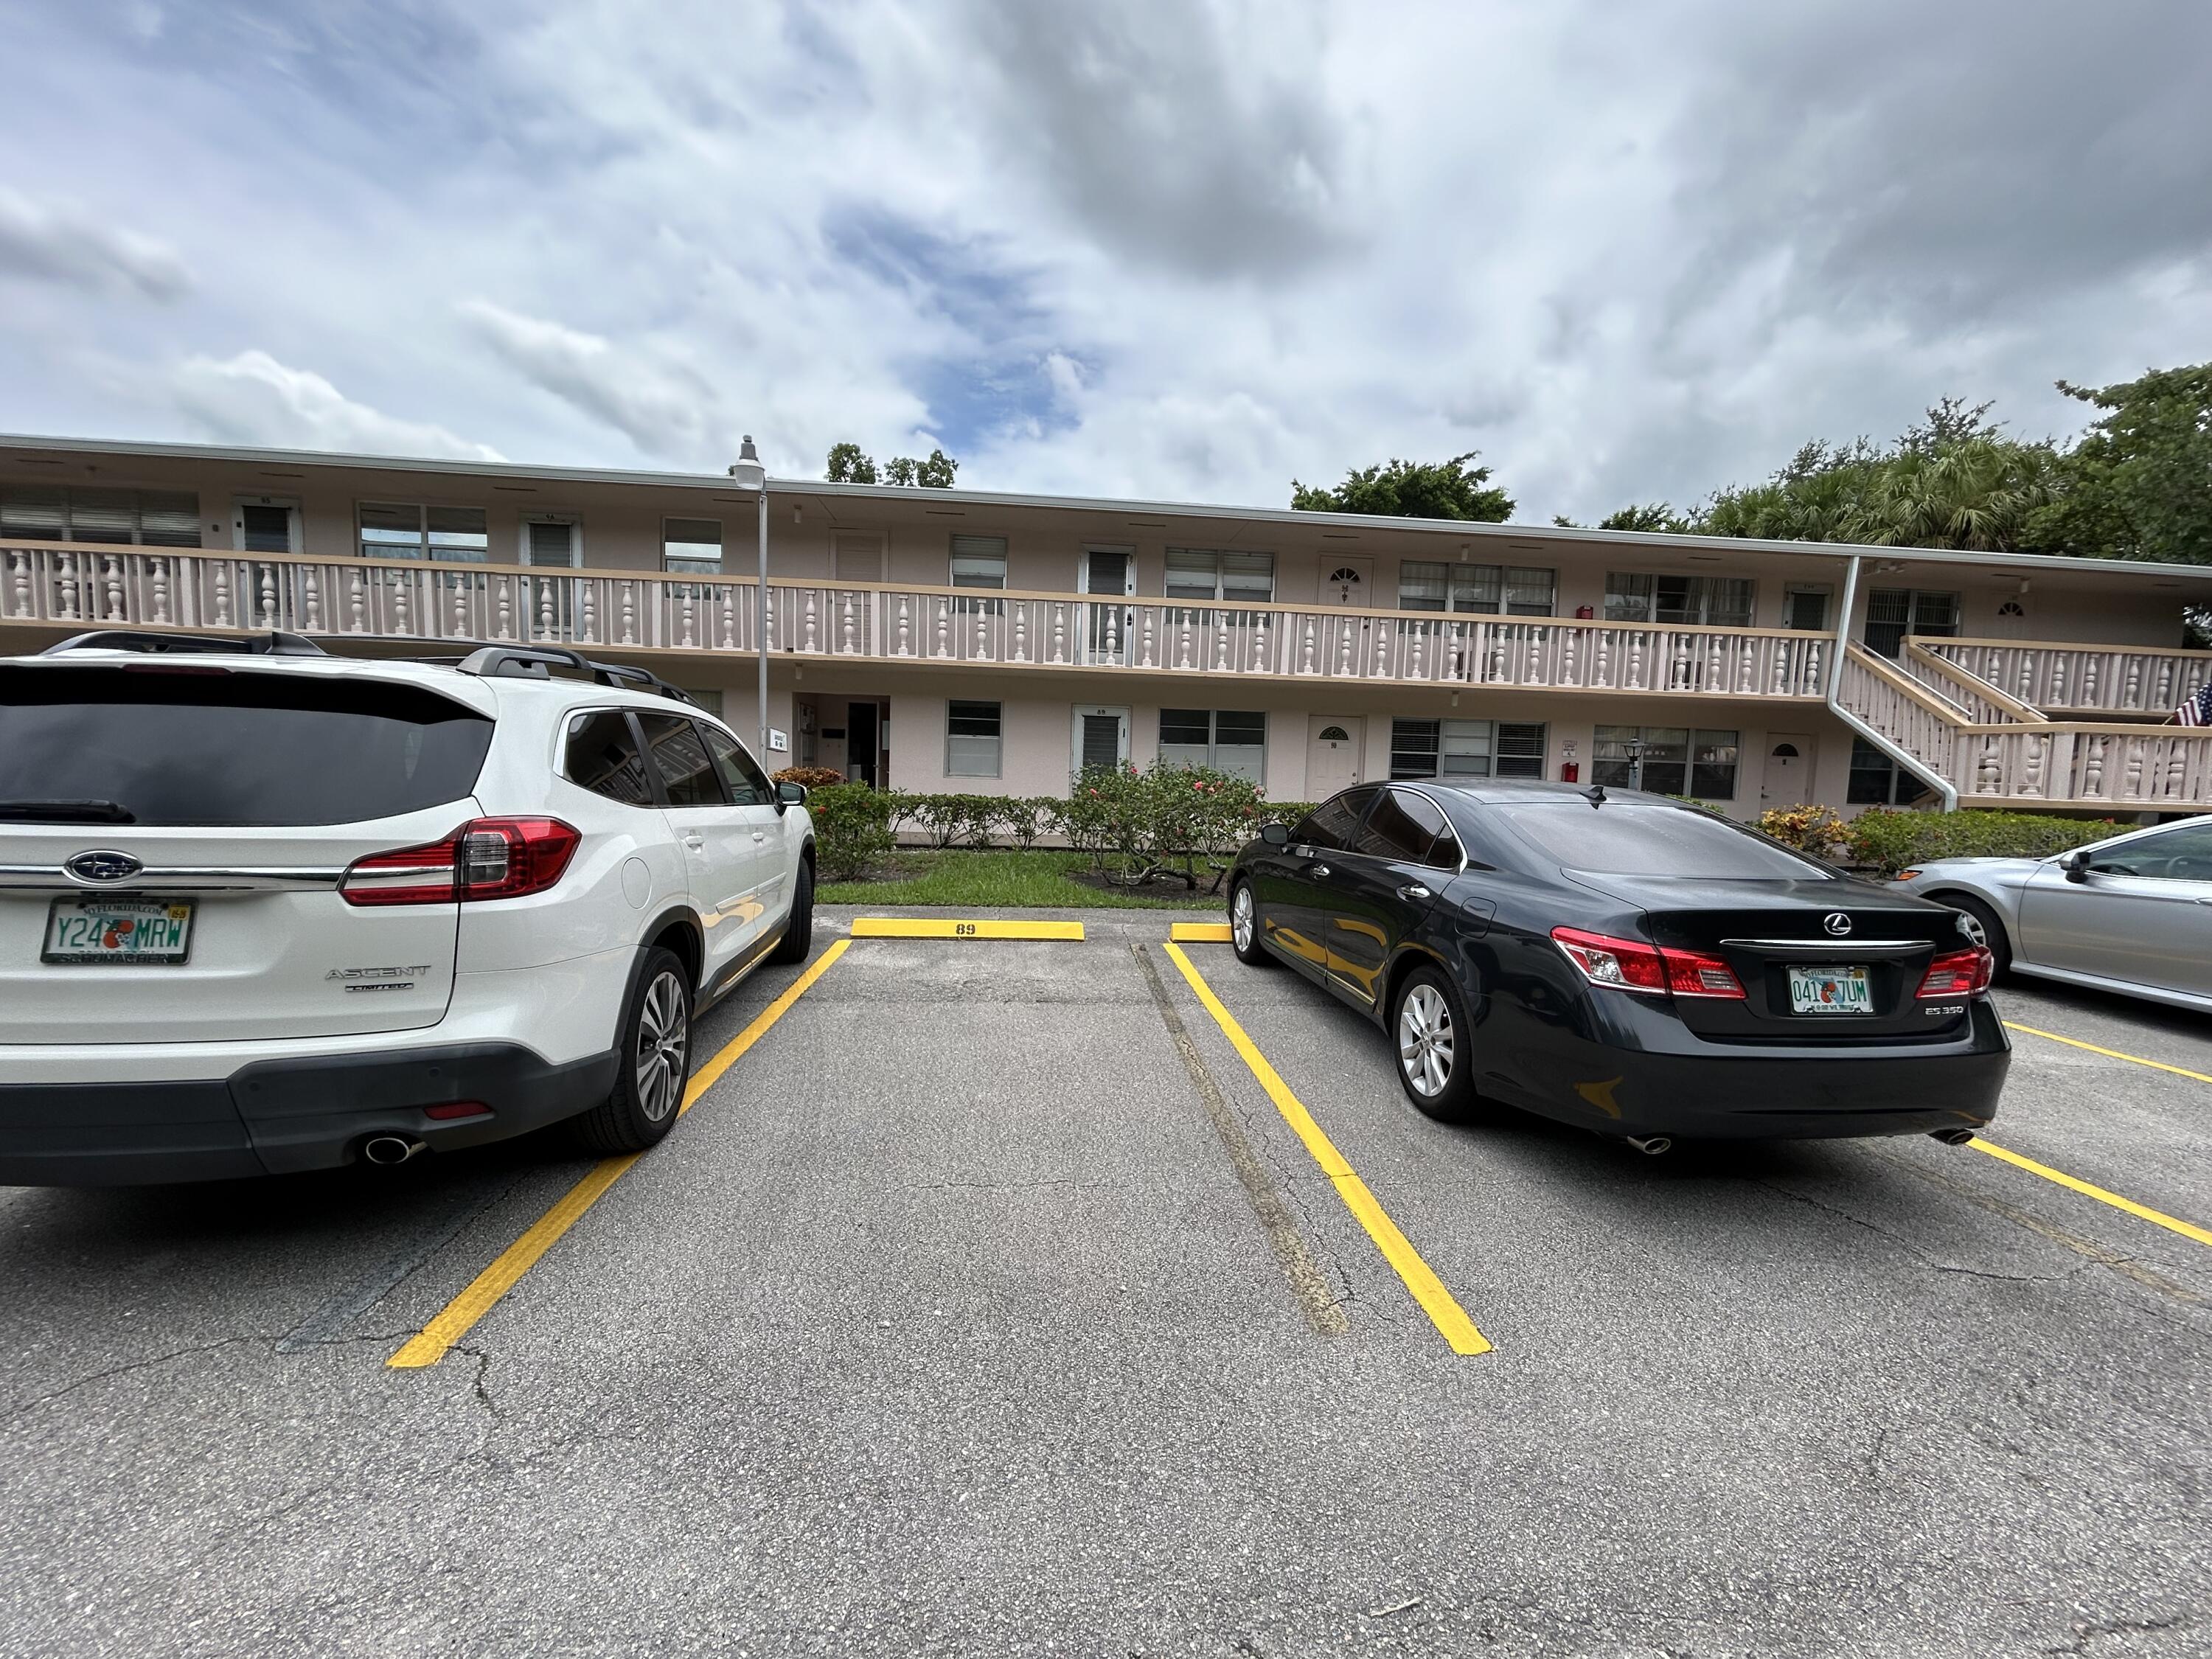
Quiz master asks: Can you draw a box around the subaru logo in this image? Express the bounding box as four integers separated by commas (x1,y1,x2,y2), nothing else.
1822,912,1853,937
66,850,143,883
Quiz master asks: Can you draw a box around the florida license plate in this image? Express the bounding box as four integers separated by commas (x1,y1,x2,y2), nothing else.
1789,964,1871,1015
43,898,195,965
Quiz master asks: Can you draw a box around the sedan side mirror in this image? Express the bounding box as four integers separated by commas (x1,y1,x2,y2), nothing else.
776,781,808,807
1260,821,1290,847
2062,849,2090,883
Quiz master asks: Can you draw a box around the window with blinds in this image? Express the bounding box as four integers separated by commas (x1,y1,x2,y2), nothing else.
1164,548,1273,607
1158,709,1266,782
1389,719,1546,781
1397,561,1555,616
1604,573,1756,627
950,535,1007,614
835,532,884,583
946,700,1003,776
1864,589,1960,658
524,518,578,566
0,487,201,548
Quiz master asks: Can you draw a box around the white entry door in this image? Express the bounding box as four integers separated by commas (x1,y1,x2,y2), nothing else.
1762,734,1812,805
232,495,300,554
1307,716,1363,799
1073,706,1130,774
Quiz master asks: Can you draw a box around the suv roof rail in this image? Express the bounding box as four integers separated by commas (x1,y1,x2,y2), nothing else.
41,629,327,658
452,644,696,704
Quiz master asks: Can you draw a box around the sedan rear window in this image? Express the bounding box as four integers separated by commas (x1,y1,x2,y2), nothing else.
0,666,493,827
1496,802,1829,878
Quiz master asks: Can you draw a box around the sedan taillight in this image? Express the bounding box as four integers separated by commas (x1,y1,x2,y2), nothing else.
1550,926,1745,1000
341,817,580,907
1917,946,1994,998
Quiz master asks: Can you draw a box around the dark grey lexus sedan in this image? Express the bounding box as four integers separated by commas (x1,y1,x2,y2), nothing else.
1226,779,2008,1150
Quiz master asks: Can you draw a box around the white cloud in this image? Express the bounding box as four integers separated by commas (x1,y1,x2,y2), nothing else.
0,187,189,301
456,299,726,465
170,351,505,462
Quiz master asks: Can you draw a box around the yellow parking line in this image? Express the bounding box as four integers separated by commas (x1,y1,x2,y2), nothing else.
1162,942,1491,1356
1970,1140,2212,1251
850,917,1085,940
388,939,851,1369
2003,1022,2212,1087
1169,922,1233,942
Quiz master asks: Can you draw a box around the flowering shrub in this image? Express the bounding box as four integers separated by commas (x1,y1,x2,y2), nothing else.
772,766,847,790
1756,804,1849,860
807,783,895,880
1056,762,1272,890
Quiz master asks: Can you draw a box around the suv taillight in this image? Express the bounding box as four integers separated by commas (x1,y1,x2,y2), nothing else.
1917,946,1994,998
341,818,580,907
1550,926,1746,1000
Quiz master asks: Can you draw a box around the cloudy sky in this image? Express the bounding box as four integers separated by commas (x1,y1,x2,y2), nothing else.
4,0,2209,521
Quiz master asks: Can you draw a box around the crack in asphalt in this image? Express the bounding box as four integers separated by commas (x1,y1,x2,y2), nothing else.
1753,1178,2082,1284
1129,943,1349,1338
3,1335,258,1423
2044,1611,2199,1655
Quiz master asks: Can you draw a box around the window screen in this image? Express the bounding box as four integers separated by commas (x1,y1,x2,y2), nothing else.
360,503,490,563
0,487,201,548
663,518,723,575
947,700,1002,776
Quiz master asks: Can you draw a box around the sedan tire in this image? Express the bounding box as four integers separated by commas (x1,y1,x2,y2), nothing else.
1944,894,2014,979
1391,964,1480,1122
1229,880,1273,968
574,946,692,1155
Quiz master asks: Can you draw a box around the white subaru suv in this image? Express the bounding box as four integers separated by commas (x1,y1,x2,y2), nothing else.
0,631,816,1184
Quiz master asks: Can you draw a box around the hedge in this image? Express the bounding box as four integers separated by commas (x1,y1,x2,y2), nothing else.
1758,803,2131,875
785,765,1315,890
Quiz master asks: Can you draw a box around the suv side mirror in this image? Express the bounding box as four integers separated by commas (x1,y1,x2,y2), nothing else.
2062,849,2090,883
776,781,808,807
1260,821,1290,847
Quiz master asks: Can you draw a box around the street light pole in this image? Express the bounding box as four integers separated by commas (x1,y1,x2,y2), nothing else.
728,435,769,759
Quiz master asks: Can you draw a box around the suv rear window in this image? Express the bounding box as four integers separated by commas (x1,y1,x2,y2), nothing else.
0,666,494,827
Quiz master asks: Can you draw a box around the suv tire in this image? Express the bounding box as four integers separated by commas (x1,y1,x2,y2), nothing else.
574,946,692,1154
768,859,815,965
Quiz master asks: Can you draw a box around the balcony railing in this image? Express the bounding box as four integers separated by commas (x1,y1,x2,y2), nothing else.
0,540,1832,698
1841,646,2212,809
1922,636,2211,720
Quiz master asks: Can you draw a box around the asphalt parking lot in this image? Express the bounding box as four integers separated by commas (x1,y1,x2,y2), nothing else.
4,908,2208,1658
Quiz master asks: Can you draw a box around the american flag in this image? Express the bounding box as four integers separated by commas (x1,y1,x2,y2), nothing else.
2177,681,2212,727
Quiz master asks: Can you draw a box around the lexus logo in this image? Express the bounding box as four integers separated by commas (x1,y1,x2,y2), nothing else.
1822,912,1854,937
66,850,143,884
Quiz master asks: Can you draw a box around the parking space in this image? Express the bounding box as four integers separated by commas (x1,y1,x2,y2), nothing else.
3,911,2208,1655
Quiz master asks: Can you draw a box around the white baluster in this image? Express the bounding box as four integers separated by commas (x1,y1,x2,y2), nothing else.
578,580,596,644
619,581,635,644
1301,615,1316,674
1214,608,1228,669
495,574,512,641
1338,619,1352,678
1178,610,1192,669
1141,605,1155,667
1054,602,1068,664
1251,611,1268,672
897,595,911,656
841,593,856,653
804,590,818,652
302,566,321,633
936,597,949,658
148,557,170,626
1408,625,1424,683
6,550,27,619
1014,604,1027,663
211,558,231,627
257,562,277,627
1803,640,1821,696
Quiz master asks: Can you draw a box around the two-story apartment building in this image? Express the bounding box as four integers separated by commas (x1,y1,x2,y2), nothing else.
3,434,2208,818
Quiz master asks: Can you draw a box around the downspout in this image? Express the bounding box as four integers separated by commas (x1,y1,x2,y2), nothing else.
1821,554,1960,812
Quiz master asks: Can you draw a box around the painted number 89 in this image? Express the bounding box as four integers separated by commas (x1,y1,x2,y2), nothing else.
955,922,977,936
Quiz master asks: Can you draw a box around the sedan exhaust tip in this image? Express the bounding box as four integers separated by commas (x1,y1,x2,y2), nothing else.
1621,1134,1673,1158
1930,1127,1977,1147
361,1135,427,1167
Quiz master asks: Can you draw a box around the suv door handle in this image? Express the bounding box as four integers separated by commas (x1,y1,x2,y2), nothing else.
751,832,767,843
684,834,704,849
1399,883,1432,902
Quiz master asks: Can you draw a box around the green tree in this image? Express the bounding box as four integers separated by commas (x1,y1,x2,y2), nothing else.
1290,452,1514,521
2027,364,2212,566
1555,502,1694,533
825,443,959,488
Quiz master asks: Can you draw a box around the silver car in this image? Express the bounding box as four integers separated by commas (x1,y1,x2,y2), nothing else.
1893,816,2212,1013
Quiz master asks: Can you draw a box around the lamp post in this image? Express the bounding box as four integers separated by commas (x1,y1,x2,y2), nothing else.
728,436,769,759
1624,735,1646,793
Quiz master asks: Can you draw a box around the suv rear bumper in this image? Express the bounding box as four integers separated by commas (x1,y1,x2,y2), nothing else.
0,1041,616,1186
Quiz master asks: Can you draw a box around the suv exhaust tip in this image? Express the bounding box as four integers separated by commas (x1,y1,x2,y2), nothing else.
1621,1135,1673,1158
361,1135,427,1167
1930,1127,1977,1147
